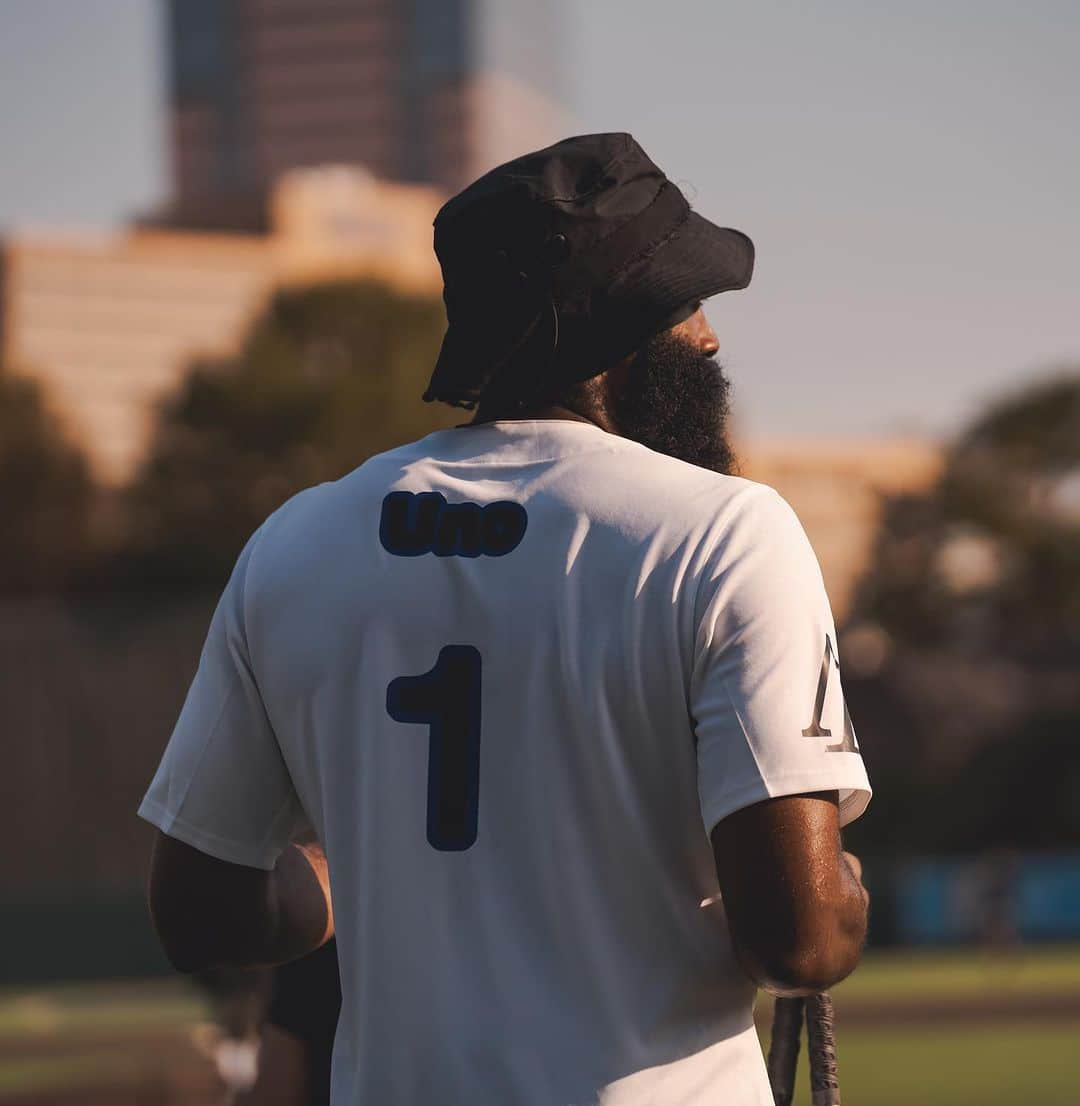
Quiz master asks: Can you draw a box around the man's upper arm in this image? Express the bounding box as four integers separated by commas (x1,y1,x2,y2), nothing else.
138,525,309,870
690,485,871,836
148,829,276,970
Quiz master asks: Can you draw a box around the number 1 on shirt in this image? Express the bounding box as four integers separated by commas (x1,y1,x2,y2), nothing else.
386,645,482,851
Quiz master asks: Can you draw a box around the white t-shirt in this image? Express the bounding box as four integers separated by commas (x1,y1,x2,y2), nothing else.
139,419,870,1106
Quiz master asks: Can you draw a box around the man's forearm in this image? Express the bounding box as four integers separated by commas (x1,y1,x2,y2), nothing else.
250,843,335,966
743,848,867,997
148,834,334,973
711,795,870,998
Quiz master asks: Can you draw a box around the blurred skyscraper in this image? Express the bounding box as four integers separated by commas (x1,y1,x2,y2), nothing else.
164,0,566,230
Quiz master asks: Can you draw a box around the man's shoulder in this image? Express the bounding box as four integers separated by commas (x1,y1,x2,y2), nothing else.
243,431,796,563
257,439,424,527
603,436,755,494
573,436,785,532
240,436,444,565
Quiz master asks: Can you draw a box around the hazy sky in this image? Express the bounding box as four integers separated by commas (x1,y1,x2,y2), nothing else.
1,0,1077,440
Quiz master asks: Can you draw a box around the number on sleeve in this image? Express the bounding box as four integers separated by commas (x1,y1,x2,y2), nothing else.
801,635,858,754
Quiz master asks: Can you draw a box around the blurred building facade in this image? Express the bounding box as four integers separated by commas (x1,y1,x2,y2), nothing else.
742,439,942,620
1,168,443,485
164,0,566,229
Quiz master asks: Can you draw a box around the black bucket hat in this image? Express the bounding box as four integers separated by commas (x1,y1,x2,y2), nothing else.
424,132,754,409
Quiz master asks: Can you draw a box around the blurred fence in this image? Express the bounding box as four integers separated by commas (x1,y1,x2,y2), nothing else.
3,594,1079,985
0,594,214,982
897,852,1080,945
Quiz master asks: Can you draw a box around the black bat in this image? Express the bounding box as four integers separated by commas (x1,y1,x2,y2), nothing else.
767,996,804,1106
767,993,841,1106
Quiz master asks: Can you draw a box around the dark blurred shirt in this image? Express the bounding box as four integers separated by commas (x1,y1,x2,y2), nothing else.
265,939,341,1106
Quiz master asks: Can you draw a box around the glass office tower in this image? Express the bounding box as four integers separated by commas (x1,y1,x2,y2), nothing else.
166,0,565,228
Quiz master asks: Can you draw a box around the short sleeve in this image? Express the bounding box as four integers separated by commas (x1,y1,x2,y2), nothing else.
690,486,871,836
137,526,309,869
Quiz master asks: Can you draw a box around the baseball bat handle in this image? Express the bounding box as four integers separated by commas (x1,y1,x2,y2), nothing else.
766,996,805,1106
805,991,841,1106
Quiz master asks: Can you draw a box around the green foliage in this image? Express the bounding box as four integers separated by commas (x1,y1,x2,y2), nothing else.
856,374,1080,660
118,280,458,588
0,370,92,592
844,371,1080,854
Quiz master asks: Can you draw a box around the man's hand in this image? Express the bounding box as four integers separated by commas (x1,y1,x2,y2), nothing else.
710,792,868,996
147,832,334,974
271,840,335,957
234,1024,311,1106
842,850,870,907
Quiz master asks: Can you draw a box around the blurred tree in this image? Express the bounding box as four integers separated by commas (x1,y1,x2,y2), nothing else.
842,372,1080,854
116,280,457,589
0,369,92,592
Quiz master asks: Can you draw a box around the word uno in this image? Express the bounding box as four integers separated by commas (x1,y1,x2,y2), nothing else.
380,491,528,558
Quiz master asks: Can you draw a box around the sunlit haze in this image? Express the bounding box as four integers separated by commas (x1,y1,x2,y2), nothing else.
1,0,1077,439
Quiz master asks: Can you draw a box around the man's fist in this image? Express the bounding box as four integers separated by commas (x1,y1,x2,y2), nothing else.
842,851,870,908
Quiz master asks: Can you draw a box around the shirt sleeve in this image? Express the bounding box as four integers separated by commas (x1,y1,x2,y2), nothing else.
690,485,871,836
137,525,310,869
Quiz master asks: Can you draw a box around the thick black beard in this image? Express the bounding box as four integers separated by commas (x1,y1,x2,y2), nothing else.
610,332,738,475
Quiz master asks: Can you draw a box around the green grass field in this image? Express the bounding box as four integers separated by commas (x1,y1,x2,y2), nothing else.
830,941,1080,1002
1,944,1078,1102
757,943,1080,1106
761,1021,1080,1106
0,978,210,1099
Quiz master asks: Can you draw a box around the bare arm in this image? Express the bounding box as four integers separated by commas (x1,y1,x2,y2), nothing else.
147,832,334,974
710,791,868,996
